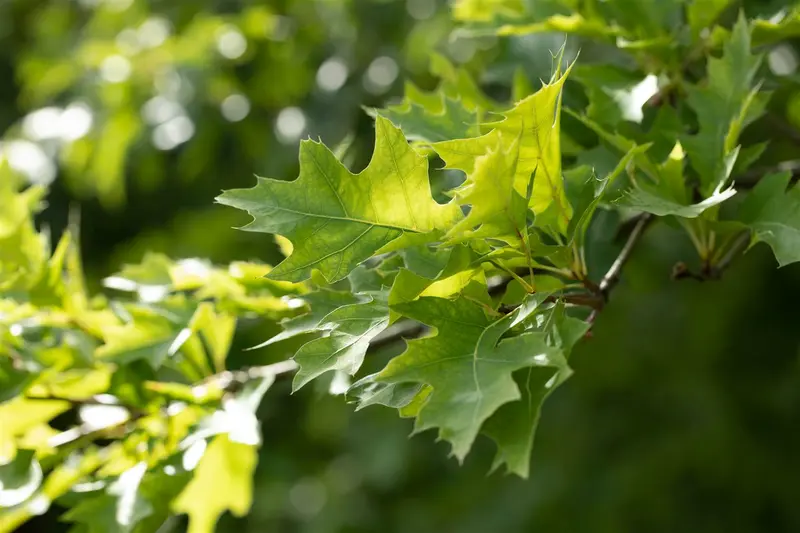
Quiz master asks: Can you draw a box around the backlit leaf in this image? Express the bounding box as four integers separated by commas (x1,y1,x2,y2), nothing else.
218,117,461,283
171,435,257,533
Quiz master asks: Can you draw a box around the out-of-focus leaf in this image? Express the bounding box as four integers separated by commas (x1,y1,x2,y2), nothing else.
687,0,735,39
0,361,33,403
171,435,257,533
0,450,42,507
452,0,525,23
752,8,800,47
0,398,69,457
572,65,657,127
63,462,152,533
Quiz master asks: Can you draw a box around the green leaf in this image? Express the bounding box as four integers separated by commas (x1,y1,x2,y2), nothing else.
482,304,588,477
292,296,389,391
445,137,529,244
572,65,657,128
0,450,42,507
493,13,621,40
376,293,563,462
401,245,453,279
0,360,33,403
565,108,661,183
188,303,236,373
63,463,152,533
432,61,573,230
0,169,47,292
217,116,461,283
0,398,69,456
738,172,800,266
369,88,480,143
566,144,651,245
348,378,426,412
616,183,737,218
253,289,360,349
752,8,800,47
682,14,764,195
452,0,525,23
389,245,484,321
687,0,735,40
96,307,189,370
427,53,498,112
171,435,257,533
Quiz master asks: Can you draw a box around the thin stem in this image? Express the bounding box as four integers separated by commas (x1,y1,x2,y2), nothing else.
599,213,652,294
193,359,300,395
680,219,706,258
489,259,534,293
710,230,738,265
534,264,576,279
713,230,751,273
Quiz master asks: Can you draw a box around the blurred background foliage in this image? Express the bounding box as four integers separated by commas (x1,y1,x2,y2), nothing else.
2,0,800,531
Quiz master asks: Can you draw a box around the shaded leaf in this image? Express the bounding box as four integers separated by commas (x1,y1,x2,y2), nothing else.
682,14,764,195
369,89,480,143
0,450,42,507
63,463,152,533
376,293,563,462
292,297,389,391
738,171,800,266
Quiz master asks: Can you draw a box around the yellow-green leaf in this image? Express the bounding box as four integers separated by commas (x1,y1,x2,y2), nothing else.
217,117,461,283
171,435,257,533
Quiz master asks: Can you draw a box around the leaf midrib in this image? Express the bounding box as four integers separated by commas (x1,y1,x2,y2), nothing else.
257,202,424,233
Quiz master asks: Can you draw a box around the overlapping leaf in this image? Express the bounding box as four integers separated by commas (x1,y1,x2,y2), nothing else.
445,136,528,244
431,61,573,231
218,117,461,283
373,293,565,461
369,89,480,143
682,15,765,196
482,303,589,476
292,296,389,391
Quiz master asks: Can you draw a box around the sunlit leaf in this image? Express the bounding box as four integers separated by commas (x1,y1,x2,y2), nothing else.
218,117,461,283
171,435,257,533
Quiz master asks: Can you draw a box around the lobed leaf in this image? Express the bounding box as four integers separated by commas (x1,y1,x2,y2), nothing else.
217,117,461,283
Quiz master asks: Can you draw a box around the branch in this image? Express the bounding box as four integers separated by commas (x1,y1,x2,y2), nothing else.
193,359,299,394
586,213,653,324
599,213,652,295
714,230,750,272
